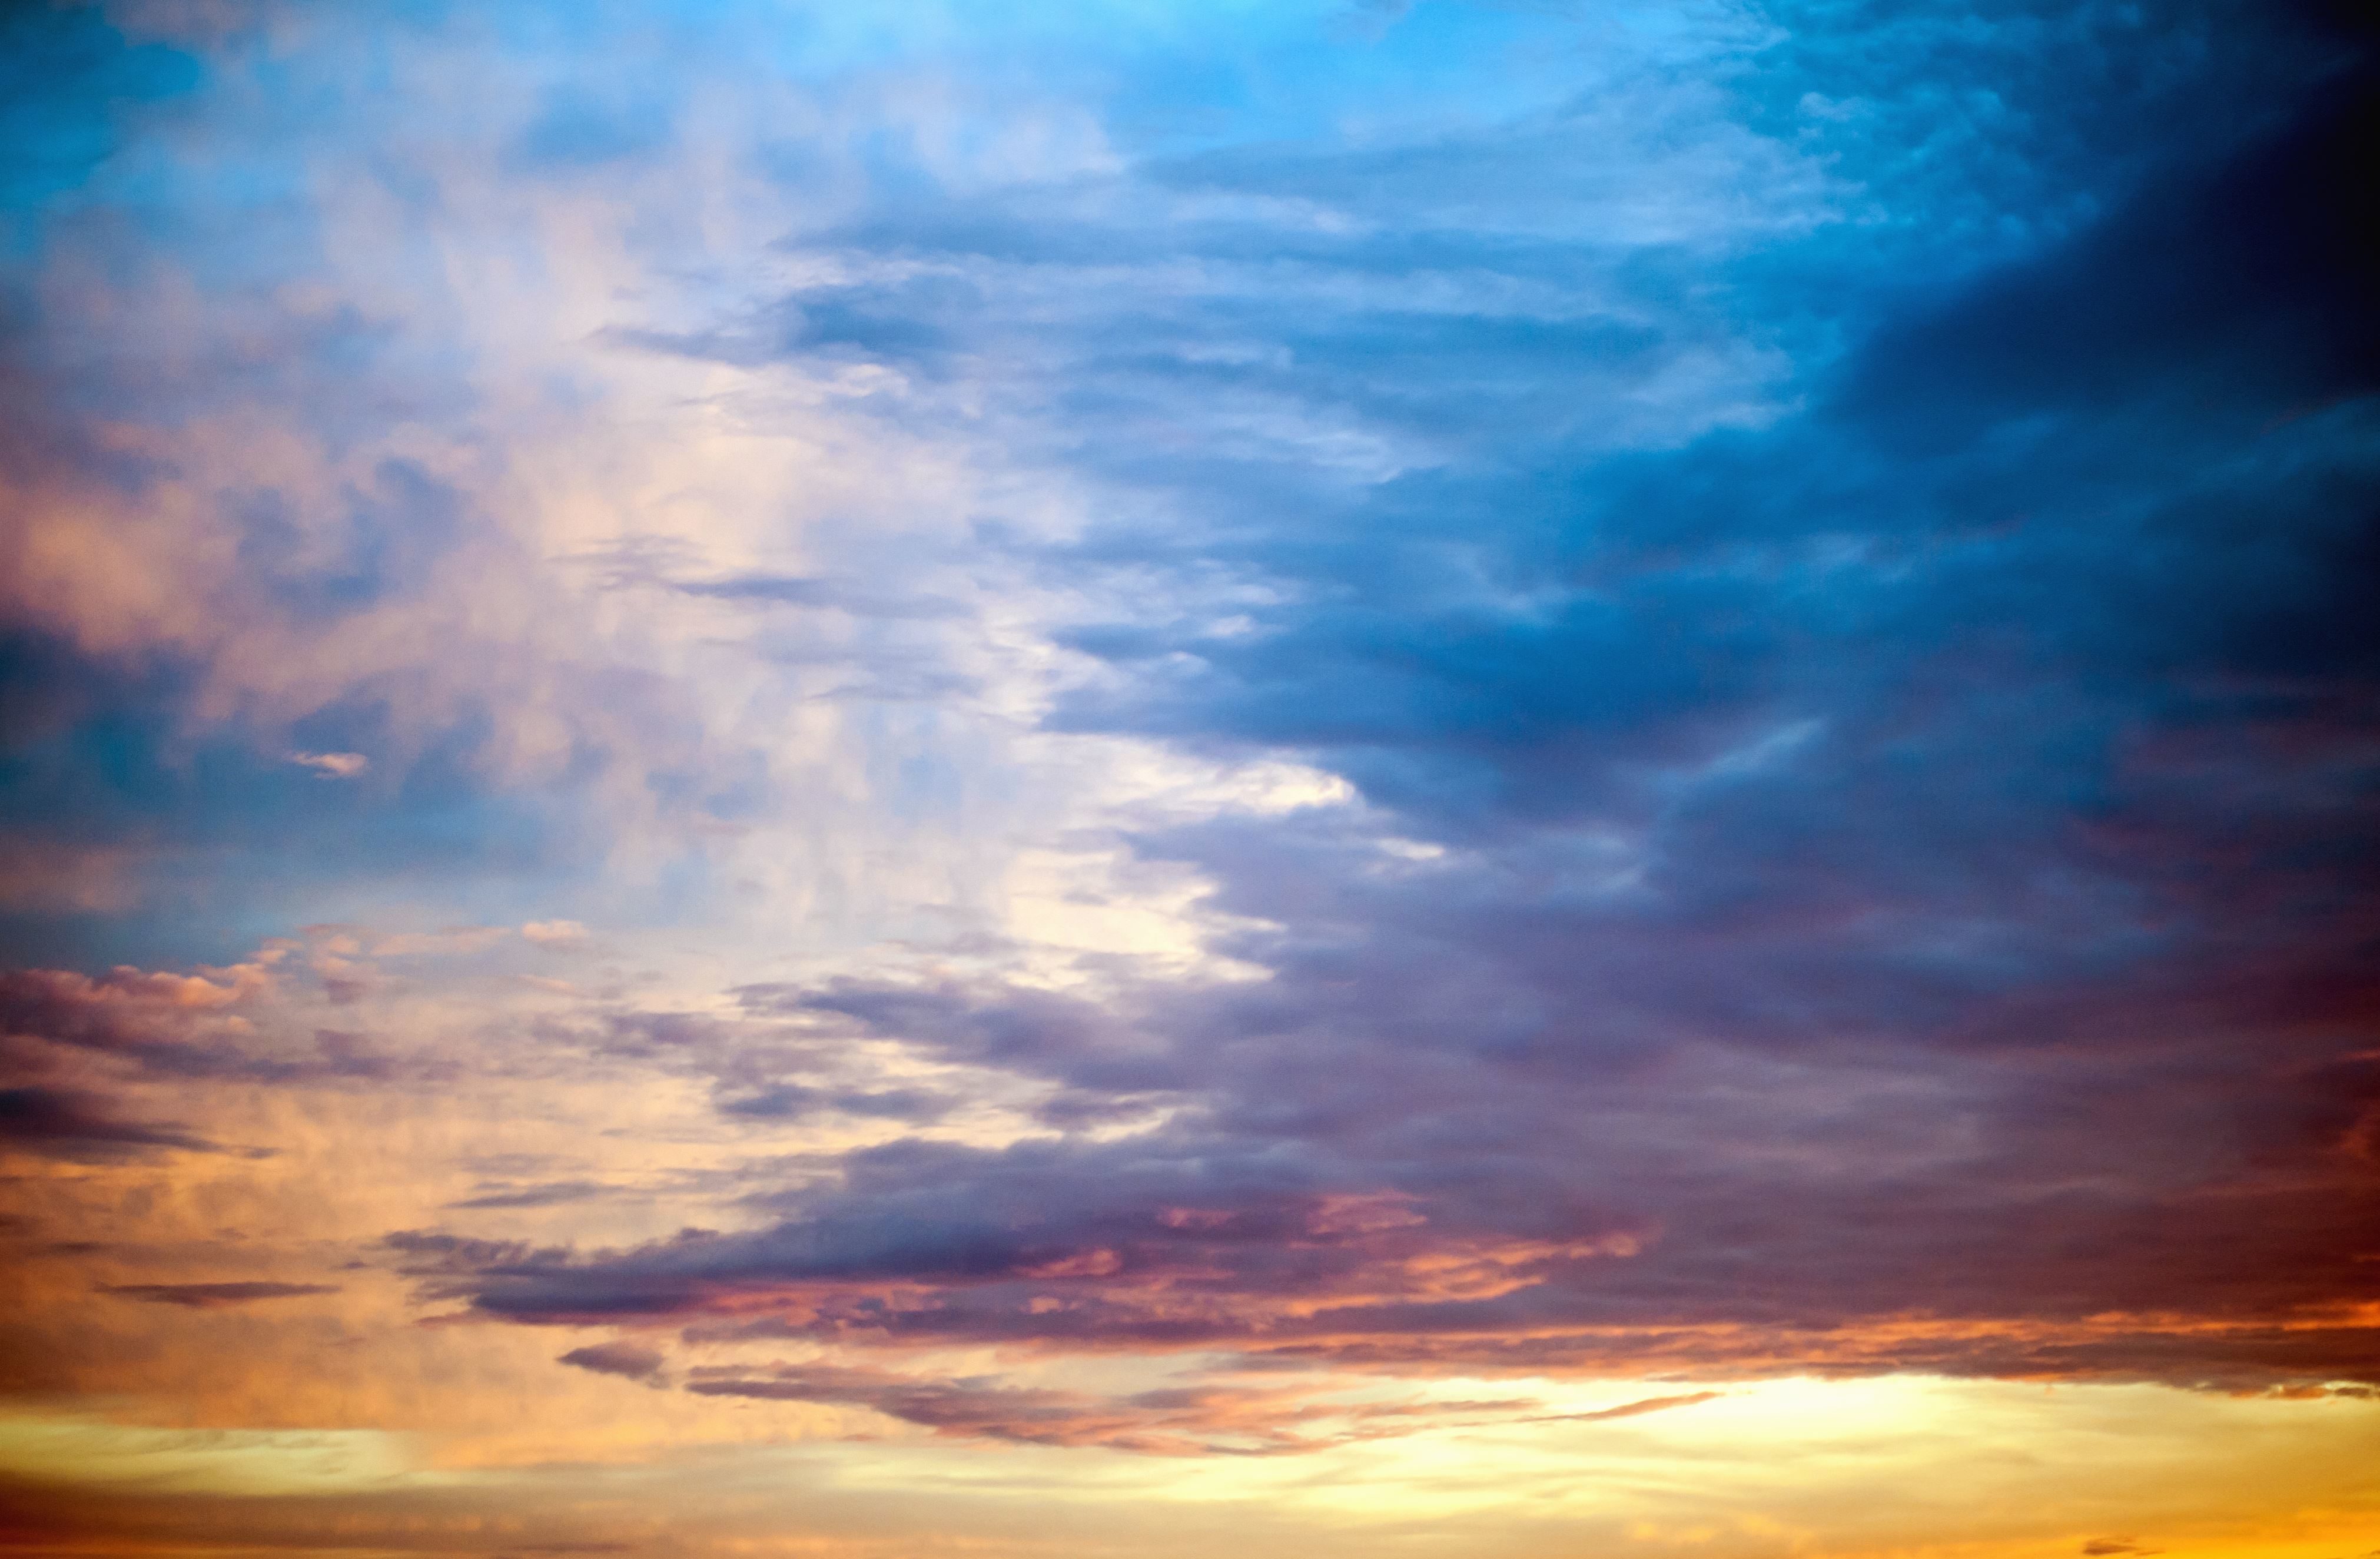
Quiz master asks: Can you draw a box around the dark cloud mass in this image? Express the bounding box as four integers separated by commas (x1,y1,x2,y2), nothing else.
394,2,2380,1401
0,1086,217,1159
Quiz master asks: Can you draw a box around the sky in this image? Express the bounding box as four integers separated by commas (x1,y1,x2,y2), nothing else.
1,0,2376,1555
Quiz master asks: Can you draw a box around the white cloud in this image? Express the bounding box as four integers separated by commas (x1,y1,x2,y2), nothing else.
520,920,589,946
289,751,370,779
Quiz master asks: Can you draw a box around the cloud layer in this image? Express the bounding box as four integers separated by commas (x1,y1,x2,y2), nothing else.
2,1,2376,1556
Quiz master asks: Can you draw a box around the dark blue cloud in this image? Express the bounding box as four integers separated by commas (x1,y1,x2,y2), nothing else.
394,1,2380,1393
0,1085,217,1160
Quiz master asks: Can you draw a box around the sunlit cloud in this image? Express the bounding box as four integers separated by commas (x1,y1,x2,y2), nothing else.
287,750,369,779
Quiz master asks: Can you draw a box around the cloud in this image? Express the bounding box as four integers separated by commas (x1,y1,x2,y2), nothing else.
447,1182,616,1211
2,4,2378,1547
0,1086,218,1159
557,1341,668,1384
1537,1391,1725,1425
0,961,374,1083
288,751,369,780
712,1082,952,1125
367,0,2359,1407
98,1282,341,1308
683,1359,1554,1455
518,920,587,947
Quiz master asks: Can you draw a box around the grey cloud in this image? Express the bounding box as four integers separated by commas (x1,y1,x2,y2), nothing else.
98,1282,340,1308
715,1083,952,1124
449,1181,618,1210
672,573,966,622
557,1341,668,1383
0,1086,218,1159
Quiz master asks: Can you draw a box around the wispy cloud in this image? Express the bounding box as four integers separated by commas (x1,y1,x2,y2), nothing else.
98,1282,341,1308
288,751,369,780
